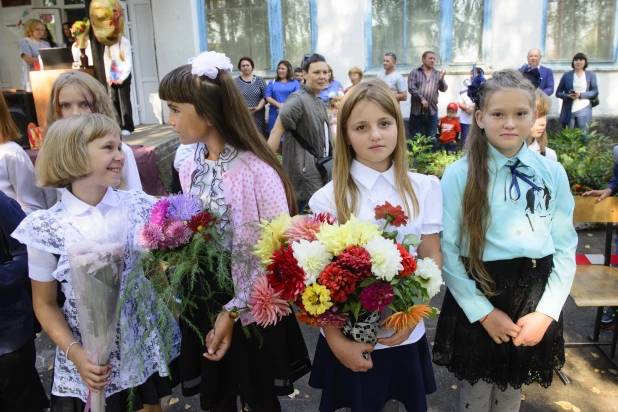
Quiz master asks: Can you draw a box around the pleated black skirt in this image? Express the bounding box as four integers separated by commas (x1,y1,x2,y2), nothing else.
432,255,565,390
309,333,436,412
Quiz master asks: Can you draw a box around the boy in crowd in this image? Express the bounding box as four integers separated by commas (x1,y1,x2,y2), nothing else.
437,102,461,153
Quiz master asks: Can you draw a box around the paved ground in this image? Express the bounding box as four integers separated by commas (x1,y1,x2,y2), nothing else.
34,228,618,411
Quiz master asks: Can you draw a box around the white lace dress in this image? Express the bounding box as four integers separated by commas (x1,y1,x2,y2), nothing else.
12,189,181,403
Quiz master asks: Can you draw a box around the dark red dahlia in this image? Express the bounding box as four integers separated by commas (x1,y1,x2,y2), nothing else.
266,245,306,301
188,211,218,236
337,246,372,279
359,281,394,312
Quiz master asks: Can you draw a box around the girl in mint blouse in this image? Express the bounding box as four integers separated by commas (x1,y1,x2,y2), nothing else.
432,70,577,412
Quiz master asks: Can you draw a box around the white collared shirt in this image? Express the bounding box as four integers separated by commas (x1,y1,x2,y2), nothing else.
0,141,56,213
572,71,590,113
528,139,557,161
309,160,443,349
27,187,120,281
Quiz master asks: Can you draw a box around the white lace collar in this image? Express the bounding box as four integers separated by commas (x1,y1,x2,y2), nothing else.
60,186,119,216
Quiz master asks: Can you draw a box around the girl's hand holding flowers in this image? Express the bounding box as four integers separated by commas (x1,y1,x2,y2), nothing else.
324,326,374,372
71,345,112,393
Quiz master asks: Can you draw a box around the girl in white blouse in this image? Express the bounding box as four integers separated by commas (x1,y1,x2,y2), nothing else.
308,80,442,412
46,71,142,191
0,94,54,213
12,114,180,412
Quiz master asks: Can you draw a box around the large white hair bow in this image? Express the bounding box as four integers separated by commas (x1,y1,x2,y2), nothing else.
188,51,234,79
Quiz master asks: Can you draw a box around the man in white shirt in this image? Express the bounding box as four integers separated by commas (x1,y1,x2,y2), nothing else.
376,52,407,105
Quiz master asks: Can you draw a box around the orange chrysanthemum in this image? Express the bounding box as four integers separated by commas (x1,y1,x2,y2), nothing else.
396,244,417,276
383,304,432,332
296,310,320,327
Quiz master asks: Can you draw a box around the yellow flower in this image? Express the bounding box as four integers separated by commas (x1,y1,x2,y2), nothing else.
302,283,333,316
254,213,292,265
316,215,381,255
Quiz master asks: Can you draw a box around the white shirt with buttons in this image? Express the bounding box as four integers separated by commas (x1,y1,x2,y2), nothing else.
309,160,443,349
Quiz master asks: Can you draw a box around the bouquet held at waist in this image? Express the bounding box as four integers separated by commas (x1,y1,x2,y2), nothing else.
251,202,443,346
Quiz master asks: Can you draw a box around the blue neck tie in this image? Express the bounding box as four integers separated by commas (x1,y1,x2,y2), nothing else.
506,159,542,202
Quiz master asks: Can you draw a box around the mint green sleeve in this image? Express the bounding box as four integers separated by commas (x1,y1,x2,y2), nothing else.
535,165,577,321
440,163,494,323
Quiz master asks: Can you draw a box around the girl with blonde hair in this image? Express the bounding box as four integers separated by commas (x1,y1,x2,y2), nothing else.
433,70,577,411
13,113,180,412
527,89,557,161
19,19,50,90
46,70,142,190
308,79,441,412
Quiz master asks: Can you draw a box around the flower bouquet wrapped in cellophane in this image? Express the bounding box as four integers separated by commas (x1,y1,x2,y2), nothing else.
67,205,128,412
250,202,443,349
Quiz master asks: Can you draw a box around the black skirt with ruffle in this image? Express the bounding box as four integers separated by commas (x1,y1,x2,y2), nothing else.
432,255,565,390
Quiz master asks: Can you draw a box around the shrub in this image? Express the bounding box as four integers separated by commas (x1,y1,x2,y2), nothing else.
549,124,614,194
407,134,463,178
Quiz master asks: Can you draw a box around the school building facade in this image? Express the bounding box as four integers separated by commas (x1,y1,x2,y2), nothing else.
1,0,616,128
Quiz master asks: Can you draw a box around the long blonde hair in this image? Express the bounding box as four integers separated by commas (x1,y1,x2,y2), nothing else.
333,80,418,223
0,96,21,143
159,64,297,215
533,89,551,153
462,69,536,296
46,71,118,126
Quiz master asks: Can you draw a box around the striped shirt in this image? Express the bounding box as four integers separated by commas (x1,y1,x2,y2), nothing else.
407,67,448,116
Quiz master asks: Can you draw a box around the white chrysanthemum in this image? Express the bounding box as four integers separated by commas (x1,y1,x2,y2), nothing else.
363,236,403,282
292,239,333,285
416,257,444,298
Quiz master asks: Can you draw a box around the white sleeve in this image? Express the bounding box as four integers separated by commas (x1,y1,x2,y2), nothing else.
28,245,58,282
121,143,142,191
174,144,197,171
421,175,443,235
545,147,558,162
103,46,111,79
5,146,49,213
308,182,336,215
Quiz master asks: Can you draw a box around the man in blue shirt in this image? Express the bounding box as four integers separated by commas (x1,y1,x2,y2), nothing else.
0,190,49,411
519,48,555,96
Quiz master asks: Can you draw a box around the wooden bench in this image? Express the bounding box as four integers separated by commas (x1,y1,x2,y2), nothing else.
562,197,618,383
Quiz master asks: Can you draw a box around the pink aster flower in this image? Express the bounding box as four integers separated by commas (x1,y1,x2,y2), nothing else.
138,222,165,250
359,281,394,312
286,215,322,242
161,218,192,249
150,198,170,227
250,275,292,327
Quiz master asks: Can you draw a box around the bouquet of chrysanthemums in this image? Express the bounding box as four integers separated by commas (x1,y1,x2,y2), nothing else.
136,194,232,324
250,202,443,346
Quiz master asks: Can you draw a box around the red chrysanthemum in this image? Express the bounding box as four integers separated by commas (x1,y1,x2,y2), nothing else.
374,201,408,227
397,244,418,277
337,246,372,280
188,211,217,236
266,245,306,301
317,262,357,303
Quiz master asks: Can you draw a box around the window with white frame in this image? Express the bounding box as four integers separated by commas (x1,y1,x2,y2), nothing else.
370,0,485,67
545,0,616,62
205,0,313,71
